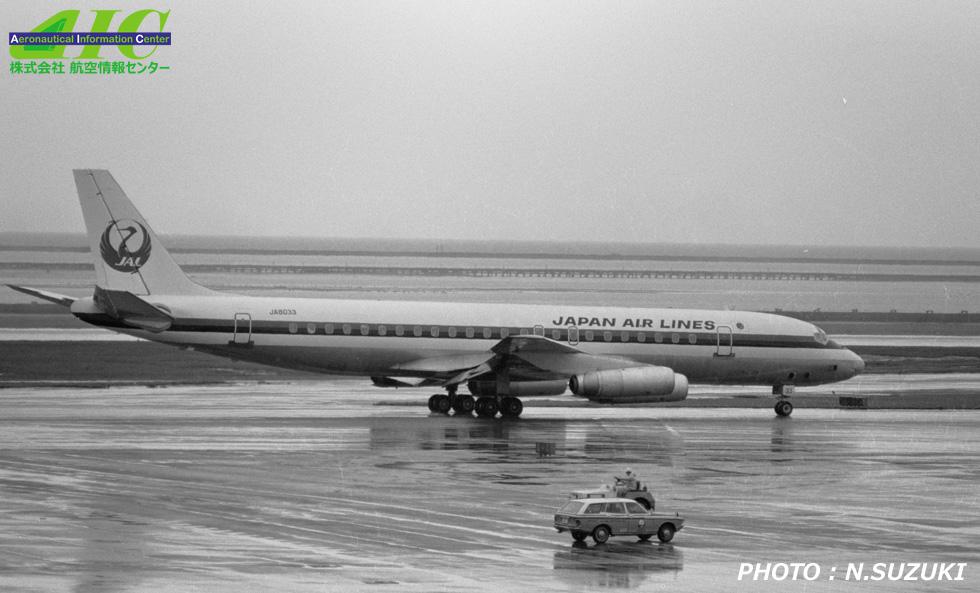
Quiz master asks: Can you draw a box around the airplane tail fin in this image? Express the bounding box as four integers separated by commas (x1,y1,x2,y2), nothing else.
74,169,210,296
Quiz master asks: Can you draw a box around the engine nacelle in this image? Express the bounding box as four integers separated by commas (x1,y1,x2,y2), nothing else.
467,379,568,397
570,366,689,403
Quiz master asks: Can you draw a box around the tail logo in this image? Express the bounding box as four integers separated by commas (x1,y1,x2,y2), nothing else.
100,220,152,273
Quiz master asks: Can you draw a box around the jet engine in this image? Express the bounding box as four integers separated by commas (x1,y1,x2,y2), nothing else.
467,379,568,397
569,366,688,403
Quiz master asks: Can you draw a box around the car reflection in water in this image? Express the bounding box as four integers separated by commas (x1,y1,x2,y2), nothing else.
553,542,683,590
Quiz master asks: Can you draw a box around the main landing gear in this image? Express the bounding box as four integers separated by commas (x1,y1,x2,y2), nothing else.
773,385,795,417
427,389,523,419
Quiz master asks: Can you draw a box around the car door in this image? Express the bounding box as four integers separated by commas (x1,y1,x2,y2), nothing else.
601,502,628,534
624,500,650,535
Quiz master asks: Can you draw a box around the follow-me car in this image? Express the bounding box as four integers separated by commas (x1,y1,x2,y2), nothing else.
554,498,684,544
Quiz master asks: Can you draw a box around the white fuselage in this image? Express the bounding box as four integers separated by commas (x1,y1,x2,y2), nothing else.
70,293,865,388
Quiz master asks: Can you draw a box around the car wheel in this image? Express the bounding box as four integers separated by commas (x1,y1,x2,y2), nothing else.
638,534,652,541
571,531,587,542
657,523,675,543
592,525,610,544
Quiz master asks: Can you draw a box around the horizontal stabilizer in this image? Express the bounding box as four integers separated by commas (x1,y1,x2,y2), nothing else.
6,285,76,307
93,287,173,332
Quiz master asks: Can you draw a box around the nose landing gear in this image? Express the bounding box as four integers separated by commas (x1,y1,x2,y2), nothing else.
773,385,795,417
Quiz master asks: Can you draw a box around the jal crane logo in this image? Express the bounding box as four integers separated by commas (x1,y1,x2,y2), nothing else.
100,220,152,272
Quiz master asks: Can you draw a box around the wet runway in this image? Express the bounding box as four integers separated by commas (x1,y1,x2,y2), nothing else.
1,382,978,592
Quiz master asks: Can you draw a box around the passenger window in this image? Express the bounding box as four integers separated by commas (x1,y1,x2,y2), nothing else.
342,324,351,335
602,503,626,514
465,327,475,338
603,331,612,342
307,323,316,334
413,326,422,337
430,326,439,337
482,327,492,339
360,324,370,336
324,323,334,335
395,325,404,336
654,332,663,343
288,322,298,334
583,504,602,515
448,327,457,338
500,327,509,338
671,333,680,344
637,332,646,343
584,330,594,341
378,325,387,336
621,331,630,342
688,333,697,344
552,329,561,340
626,502,646,514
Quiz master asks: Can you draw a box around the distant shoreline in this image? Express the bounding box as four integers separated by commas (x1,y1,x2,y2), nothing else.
3,231,979,264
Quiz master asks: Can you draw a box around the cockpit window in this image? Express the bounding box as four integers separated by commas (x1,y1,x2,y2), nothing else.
813,329,828,345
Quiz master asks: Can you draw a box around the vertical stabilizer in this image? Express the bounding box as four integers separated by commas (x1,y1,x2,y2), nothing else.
74,169,210,295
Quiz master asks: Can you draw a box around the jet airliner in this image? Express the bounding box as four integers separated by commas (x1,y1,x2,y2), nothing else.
9,170,865,417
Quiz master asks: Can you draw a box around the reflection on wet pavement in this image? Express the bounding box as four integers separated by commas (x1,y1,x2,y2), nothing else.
0,382,978,592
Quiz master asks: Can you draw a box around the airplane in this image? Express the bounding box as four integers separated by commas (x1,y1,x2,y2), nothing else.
8,170,865,418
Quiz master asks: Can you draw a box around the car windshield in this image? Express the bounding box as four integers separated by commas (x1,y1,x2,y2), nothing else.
559,501,584,514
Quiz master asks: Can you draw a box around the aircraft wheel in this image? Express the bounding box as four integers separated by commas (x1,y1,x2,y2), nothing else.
427,394,441,412
453,394,475,415
475,397,498,418
434,394,452,415
657,523,676,543
592,525,611,544
774,400,794,417
500,397,523,418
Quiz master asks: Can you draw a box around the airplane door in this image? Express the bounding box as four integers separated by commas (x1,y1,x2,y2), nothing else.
232,312,253,345
568,325,579,346
715,325,734,357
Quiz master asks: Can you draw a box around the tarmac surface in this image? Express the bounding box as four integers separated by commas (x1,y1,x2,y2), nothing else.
1,381,978,592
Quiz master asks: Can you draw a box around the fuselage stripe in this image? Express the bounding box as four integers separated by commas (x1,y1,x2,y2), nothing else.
74,313,842,350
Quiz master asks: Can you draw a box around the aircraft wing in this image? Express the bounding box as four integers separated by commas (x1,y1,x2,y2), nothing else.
6,285,76,307
387,334,646,388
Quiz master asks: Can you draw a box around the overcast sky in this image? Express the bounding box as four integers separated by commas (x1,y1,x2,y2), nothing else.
2,1,979,248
